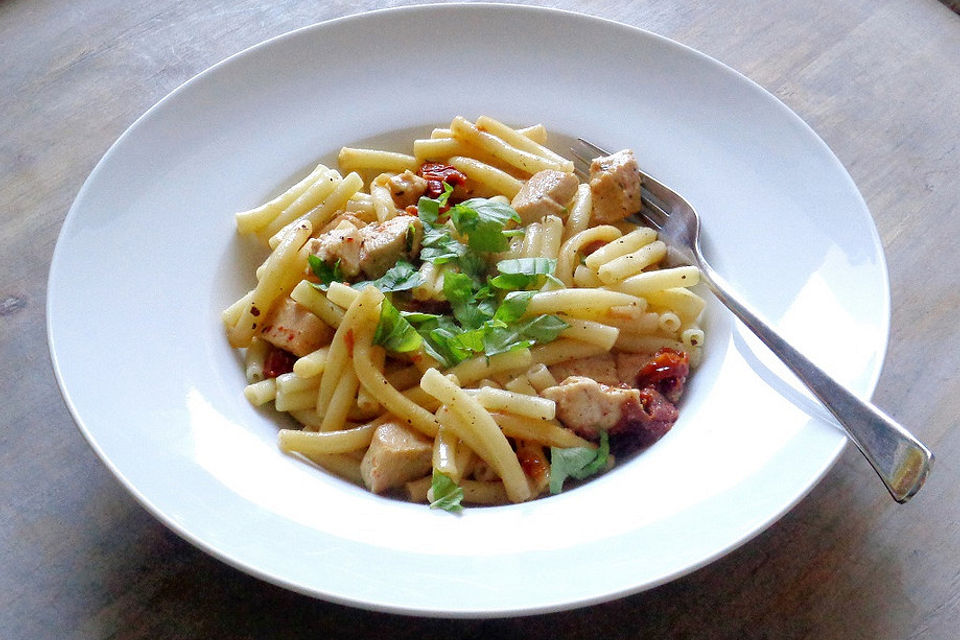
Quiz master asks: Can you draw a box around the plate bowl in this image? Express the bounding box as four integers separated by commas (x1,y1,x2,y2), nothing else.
47,4,888,617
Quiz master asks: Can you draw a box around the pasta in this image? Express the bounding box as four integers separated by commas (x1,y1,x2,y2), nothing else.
224,117,706,510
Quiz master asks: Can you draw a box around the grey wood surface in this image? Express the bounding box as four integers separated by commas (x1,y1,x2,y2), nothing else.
2,1,958,638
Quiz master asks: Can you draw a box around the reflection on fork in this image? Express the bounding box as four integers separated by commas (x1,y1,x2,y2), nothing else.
570,138,933,503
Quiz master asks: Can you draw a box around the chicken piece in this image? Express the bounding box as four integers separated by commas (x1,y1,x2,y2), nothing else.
541,376,678,446
360,421,433,494
358,215,423,279
307,215,424,281
589,149,644,224
309,223,363,277
615,353,649,387
541,376,636,439
549,354,620,387
510,169,579,225
388,170,429,209
259,298,333,357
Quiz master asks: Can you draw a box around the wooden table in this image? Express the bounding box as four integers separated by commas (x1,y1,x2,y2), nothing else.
3,1,958,637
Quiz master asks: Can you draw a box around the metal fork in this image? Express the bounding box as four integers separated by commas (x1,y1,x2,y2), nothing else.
572,138,933,503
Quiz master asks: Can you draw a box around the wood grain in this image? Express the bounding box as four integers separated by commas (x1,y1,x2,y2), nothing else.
1,1,958,638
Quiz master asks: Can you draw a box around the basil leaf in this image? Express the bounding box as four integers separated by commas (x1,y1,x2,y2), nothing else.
443,271,493,329
549,431,610,494
429,470,464,513
483,324,535,357
416,183,454,226
352,260,423,293
442,271,474,306
493,290,536,324
423,327,473,368
544,273,566,288
417,196,441,225
448,198,521,252
489,273,534,290
438,181,454,206
374,298,423,353
490,258,558,290
458,250,488,280
419,223,465,264
496,257,557,276
516,314,569,343
307,255,343,291
454,327,486,353
400,311,442,325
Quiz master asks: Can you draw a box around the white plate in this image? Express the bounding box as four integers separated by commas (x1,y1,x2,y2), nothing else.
47,4,889,617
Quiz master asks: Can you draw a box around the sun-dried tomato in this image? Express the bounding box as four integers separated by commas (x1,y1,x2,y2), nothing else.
634,347,689,403
263,346,296,378
417,162,467,199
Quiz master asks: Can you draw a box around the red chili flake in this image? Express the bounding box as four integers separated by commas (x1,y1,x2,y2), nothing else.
263,346,296,378
344,329,355,357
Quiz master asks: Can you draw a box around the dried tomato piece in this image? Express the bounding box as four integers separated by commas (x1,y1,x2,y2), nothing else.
262,346,296,378
417,162,467,199
634,347,689,403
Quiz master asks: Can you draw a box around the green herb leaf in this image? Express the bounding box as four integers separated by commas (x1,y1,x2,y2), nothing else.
416,183,455,226
429,470,464,513
516,314,569,343
400,311,442,325
497,257,557,276
493,290,536,324
307,255,343,291
353,260,423,293
549,431,610,494
443,271,494,329
490,258,557,290
448,198,521,252
373,298,423,353
423,326,473,368
482,324,535,357
419,223,466,264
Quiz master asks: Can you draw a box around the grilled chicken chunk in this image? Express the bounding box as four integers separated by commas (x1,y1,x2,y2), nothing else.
259,298,333,357
359,215,423,279
542,376,637,439
589,149,644,224
310,223,363,277
541,376,678,446
510,169,579,225
388,170,429,209
308,215,424,280
360,421,433,493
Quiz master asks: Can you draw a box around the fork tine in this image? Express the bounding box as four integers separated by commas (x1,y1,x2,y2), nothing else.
570,148,591,180
571,137,676,232
638,198,668,230
575,138,610,156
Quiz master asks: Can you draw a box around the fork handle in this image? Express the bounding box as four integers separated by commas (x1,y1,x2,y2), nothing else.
698,260,933,502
